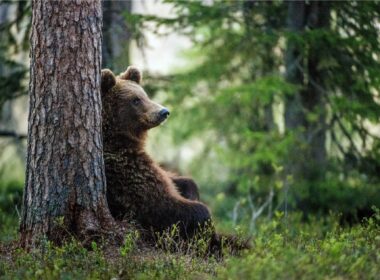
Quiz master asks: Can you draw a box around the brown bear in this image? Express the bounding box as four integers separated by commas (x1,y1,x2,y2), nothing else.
101,66,210,240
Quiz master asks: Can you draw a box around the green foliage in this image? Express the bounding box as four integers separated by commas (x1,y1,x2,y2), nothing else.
294,169,380,222
0,179,22,214
0,1,30,108
154,221,220,257
217,212,380,280
0,179,22,242
120,230,139,257
1,239,111,279
0,229,216,279
1,1,380,278
130,0,380,219
1,211,379,279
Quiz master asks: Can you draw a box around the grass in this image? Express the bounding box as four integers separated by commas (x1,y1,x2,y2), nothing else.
217,213,380,279
0,174,379,279
1,207,379,280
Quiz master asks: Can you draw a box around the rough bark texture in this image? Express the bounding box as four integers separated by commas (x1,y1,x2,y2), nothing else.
102,0,131,72
20,0,115,247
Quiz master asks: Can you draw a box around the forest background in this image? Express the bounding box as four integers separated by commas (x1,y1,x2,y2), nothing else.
0,1,379,279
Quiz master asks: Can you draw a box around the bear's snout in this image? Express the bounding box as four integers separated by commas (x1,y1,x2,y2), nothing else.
159,108,170,120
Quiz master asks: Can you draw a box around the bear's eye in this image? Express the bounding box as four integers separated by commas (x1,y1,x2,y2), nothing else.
132,97,141,106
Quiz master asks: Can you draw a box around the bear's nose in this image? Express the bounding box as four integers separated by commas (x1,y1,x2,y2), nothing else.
159,108,170,119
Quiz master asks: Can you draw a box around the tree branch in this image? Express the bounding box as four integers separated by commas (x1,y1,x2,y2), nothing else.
0,130,27,139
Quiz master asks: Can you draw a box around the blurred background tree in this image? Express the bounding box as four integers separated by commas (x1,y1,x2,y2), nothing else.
102,0,132,71
127,0,380,229
0,2,30,236
0,1,29,109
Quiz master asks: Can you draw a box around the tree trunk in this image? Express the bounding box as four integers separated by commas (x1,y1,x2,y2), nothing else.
304,1,330,177
284,1,330,179
0,2,11,120
20,0,115,248
102,0,132,72
284,1,306,134
284,1,308,178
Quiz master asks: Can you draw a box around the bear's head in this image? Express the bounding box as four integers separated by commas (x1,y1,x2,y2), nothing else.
101,66,170,150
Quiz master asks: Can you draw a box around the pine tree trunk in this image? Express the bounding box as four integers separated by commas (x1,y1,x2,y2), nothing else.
284,1,330,179
20,0,115,248
284,1,307,178
304,1,330,176
102,0,132,72
285,1,306,134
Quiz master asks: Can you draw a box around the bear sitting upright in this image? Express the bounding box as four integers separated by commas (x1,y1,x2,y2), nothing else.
101,66,210,239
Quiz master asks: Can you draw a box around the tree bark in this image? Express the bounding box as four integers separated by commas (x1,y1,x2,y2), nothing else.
20,0,115,248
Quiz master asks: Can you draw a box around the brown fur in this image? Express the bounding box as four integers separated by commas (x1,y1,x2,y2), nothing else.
171,176,200,201
101,67,210,239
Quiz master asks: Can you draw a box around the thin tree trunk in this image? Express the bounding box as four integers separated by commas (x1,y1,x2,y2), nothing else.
284,1,307,178
20,0,115,248
285,1,306,134
284,1,329,179
304,1,330,176
102,0,132,72
0,2,11,122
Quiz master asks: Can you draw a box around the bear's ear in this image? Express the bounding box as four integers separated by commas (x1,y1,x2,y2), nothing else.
101,69,116,94
119,66,142,84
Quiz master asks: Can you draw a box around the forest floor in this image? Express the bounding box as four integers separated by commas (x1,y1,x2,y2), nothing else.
1,208,380,280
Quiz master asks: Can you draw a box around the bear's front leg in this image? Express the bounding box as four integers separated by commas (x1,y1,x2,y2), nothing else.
171,176,200,201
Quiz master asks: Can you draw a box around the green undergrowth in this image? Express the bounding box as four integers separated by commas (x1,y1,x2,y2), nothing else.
0,232,218,280
217,211,380,280
1,210,379,280
0,179,22,243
